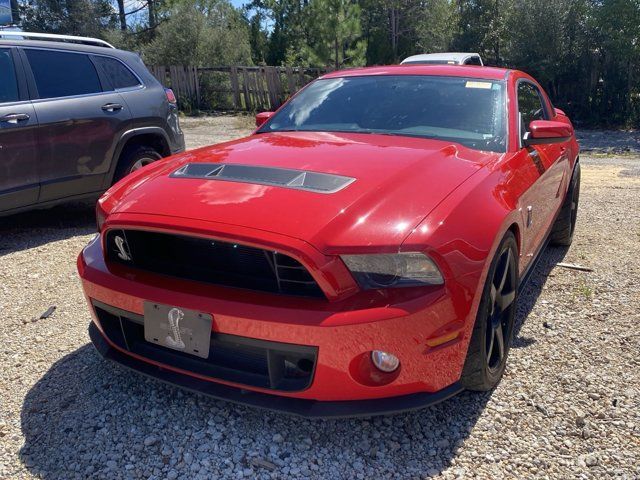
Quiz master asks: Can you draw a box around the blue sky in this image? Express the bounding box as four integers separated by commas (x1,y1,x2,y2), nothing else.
231,0,245,8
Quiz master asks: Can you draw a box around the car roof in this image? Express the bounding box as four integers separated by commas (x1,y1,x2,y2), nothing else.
320,64,510,81
400,52,480,64
0,38,135,58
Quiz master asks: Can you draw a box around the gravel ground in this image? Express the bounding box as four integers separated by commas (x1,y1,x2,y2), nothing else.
0,117,639,479
576,129,640,154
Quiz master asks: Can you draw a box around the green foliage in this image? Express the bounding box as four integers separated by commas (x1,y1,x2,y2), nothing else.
140,0,252,67
20,0,115,37
452,0,511,64
13,0,640,126
288,0,365,68
246,9,269,64
415,0,457,55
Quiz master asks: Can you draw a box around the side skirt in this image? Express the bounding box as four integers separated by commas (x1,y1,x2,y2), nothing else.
517,234,551,294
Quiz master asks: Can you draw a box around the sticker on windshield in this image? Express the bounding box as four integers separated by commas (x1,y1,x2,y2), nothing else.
465,81,493,89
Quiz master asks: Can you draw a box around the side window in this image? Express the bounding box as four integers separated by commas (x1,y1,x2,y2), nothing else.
518,82,546,136
25,49,102,99
93,56,141,90
465,56,482,66
0,49,19,104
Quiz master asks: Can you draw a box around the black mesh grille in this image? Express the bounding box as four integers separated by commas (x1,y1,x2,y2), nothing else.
104,229,324,298
93,301,317,392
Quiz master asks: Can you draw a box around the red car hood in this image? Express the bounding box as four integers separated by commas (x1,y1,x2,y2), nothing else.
109,132,497,252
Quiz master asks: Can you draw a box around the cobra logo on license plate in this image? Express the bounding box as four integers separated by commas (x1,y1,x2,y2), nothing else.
143,303,213,359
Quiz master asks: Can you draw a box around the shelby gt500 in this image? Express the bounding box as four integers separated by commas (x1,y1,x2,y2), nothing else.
78,64,580,417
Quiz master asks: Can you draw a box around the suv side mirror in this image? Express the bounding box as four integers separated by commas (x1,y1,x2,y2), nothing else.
255,111,274,127
523,120,573,146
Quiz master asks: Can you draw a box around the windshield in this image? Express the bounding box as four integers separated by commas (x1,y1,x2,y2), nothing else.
259,75,507,152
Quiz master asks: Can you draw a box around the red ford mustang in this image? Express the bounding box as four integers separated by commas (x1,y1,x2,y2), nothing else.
78,65,580,417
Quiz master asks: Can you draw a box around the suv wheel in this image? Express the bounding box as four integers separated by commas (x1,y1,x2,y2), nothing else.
114,146,162,183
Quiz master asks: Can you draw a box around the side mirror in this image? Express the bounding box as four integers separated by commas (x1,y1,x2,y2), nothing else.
255,111,274,128
523,120,573,146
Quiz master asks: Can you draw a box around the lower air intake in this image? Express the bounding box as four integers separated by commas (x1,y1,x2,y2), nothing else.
93,301,317,392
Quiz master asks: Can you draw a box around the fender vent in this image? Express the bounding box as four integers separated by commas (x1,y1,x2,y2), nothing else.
170,163,355,193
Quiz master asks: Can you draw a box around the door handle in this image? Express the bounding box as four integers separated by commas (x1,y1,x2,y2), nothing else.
0,113,30,124
102,103,123,112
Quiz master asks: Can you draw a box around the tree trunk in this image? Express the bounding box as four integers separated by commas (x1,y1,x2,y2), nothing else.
9,0,19,23
148,0,156,29
334,36,339,69
390,7,398,62
117,0,126,31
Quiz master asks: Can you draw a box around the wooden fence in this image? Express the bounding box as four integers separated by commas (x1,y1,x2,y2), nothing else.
148,65,331,112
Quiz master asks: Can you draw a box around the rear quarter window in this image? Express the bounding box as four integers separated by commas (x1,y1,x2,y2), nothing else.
0,49,19,103
25,49,102,99
93,56,141,90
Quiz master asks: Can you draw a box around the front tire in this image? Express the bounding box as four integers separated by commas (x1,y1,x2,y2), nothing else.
460,231,518,391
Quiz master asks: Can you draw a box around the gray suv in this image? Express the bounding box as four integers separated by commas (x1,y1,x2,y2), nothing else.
0,34,185,215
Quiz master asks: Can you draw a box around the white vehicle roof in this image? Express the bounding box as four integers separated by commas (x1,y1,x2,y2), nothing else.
0,30,115,48
401,52,483,66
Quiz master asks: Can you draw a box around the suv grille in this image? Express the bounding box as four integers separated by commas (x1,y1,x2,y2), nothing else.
93,301,317,392
104,229,325,298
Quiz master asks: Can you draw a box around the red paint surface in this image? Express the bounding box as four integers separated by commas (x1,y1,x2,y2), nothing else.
78,65,579,402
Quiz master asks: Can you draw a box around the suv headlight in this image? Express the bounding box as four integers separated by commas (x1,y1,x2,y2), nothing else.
340,252,444,289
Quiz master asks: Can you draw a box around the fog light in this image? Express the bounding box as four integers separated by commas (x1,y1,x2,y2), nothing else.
371,350,400,373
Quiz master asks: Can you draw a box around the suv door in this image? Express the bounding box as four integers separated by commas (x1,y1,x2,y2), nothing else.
21,48,133,202
0,47,40,212
517,80,569,257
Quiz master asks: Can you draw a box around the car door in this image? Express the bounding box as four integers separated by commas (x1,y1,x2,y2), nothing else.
516,80,569,260
0,46,40,212
20,47,132,202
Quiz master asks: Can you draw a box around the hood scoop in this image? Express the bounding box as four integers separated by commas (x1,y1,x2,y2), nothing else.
170,163,355,194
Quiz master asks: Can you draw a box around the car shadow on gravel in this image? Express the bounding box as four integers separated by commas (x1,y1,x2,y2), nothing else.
512,245,569,349
0,202,96,256
19,246,568,480
19,343,493,479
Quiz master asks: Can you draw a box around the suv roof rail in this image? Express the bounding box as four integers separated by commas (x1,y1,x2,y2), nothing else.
0,31,115,49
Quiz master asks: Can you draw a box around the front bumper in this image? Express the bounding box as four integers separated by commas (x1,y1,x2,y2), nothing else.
79,227,476,413
90,322,463,418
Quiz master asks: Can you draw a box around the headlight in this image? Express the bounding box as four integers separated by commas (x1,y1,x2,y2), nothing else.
340,252,444,289
96,201,107,232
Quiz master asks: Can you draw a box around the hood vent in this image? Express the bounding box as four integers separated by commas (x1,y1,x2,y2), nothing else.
170,163,355,194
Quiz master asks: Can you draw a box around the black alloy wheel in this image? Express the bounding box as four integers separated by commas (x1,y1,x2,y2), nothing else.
460,231,518,391
485,247,517,373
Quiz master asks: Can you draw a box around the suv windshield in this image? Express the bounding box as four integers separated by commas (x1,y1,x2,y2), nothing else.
259,75,507,152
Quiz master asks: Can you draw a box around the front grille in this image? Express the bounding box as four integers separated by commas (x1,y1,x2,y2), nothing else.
93,301,317,392
104,229,324,298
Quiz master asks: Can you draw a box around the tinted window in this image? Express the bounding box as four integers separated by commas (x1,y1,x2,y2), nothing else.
0,49,19,103
465,56,482,66
260,75,507,152
25,49,102,99
518,82,546,135
93,56,140,89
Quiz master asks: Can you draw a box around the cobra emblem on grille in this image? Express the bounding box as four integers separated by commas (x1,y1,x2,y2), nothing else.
114,235,131,261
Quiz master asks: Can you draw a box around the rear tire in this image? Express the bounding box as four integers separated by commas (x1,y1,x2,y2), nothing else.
550,162,581,246
460,231,518,391
113,145,162,184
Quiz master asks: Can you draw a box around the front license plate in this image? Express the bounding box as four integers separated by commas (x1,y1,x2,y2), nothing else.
143,303,212,359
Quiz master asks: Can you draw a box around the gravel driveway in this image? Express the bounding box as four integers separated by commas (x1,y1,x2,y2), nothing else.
0,116,638,479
